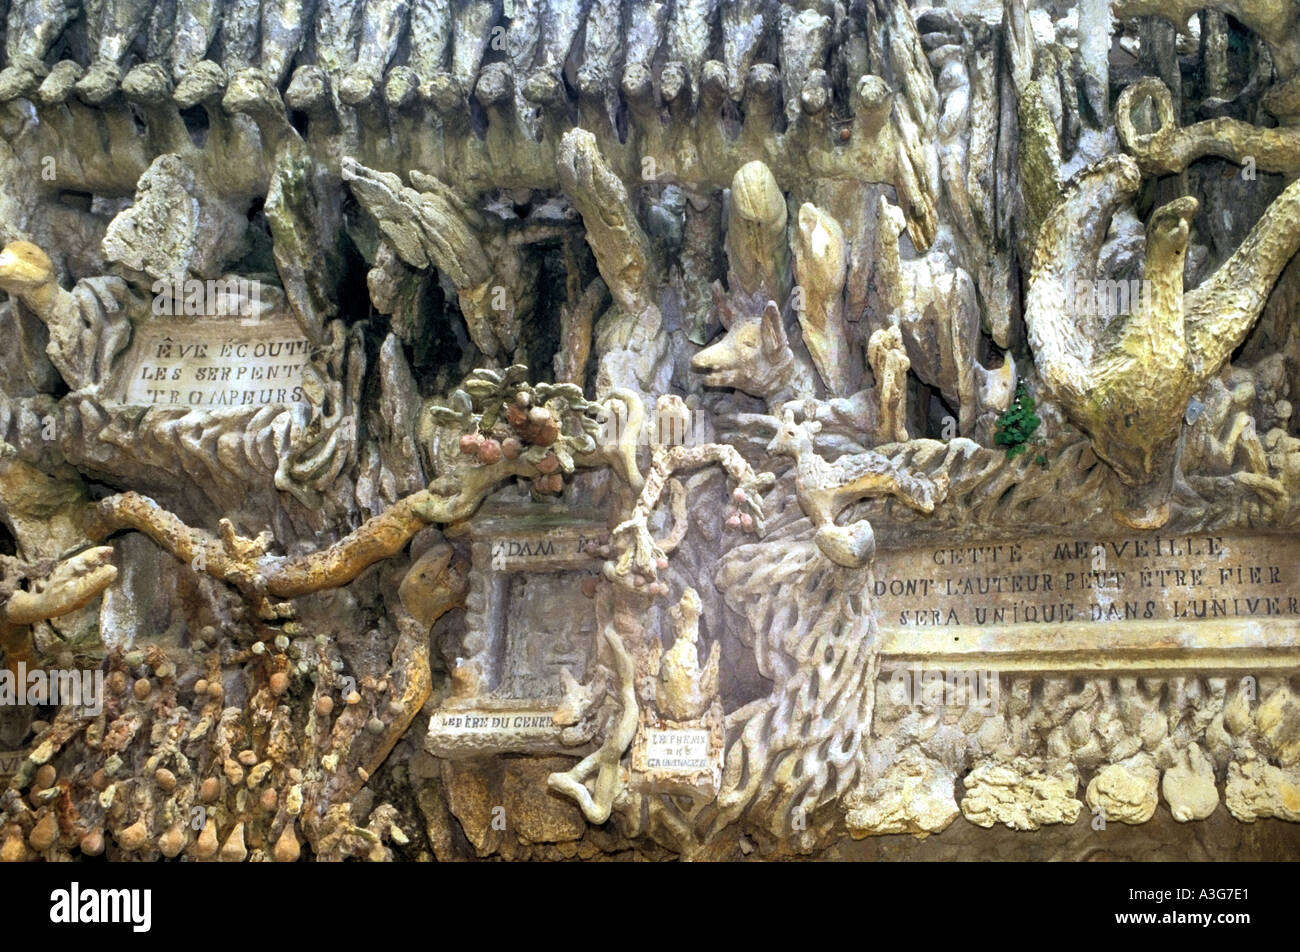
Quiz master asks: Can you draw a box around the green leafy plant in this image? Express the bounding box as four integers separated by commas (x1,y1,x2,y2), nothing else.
994,383,1042,461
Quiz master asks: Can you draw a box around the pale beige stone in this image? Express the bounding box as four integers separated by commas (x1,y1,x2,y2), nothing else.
845,749,959,838
655,588,719,721
1,0,1298,867
1256,684,1300,767
1086,758,1159,824
1161,744,1219,822
1223,682,1255,736
1225,759,1300,822
1025,154,1300,491
960,758,1082,831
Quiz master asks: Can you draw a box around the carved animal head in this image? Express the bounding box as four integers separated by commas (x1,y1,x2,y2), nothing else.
0,241,55,295
766,409,821,457
553,666,600,727
1145,195,1198,275
691,286,798,400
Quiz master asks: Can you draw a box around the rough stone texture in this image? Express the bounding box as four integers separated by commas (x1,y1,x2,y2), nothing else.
1161,744,1219,822
0,0,1295,864
961,759,1082,831
1086,757,1159,825
101,154,248,281
1257,684,1300,767
1225,759,1300,822
503,757,586,844
845,749,960,838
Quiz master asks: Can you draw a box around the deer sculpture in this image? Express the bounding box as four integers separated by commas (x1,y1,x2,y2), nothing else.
766,410,948,567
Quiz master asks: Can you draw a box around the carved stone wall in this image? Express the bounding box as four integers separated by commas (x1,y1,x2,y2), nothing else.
0,0,1297,862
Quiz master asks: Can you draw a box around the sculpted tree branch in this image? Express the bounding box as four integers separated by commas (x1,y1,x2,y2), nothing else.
1,548,117,625
83,488,458,609
1025,154,1300,505
1110,0,1295,38
0,242,129,393
84,457,526,616
604,441,774,595
0,547,117,670
1111,0,1300,93
1117,78,1300,175
85,368,629,615
546,620,638,825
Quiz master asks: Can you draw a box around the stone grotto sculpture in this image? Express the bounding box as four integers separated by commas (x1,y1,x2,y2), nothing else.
766,408,945,567
1025,153,1300,519
0,0,1296,863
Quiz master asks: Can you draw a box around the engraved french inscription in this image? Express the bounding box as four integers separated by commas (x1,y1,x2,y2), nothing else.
116,317,312,407
644,728,712,772
873,534,1300,629
429,709,558,736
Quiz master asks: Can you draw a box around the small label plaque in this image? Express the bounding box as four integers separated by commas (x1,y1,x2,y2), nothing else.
485,530,610,571
644,728,712,772
425,704,583,758
631,708,724,793
429,709,557,736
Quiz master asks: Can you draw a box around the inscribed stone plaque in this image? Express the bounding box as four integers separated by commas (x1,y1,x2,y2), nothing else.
630,706,724,793
114,316,312,408
429,708,558,736
644,728,712,771
425,703,578,758
873,533,1300,628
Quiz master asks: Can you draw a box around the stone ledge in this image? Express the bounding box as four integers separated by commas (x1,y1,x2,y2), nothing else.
878,618,1300,672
